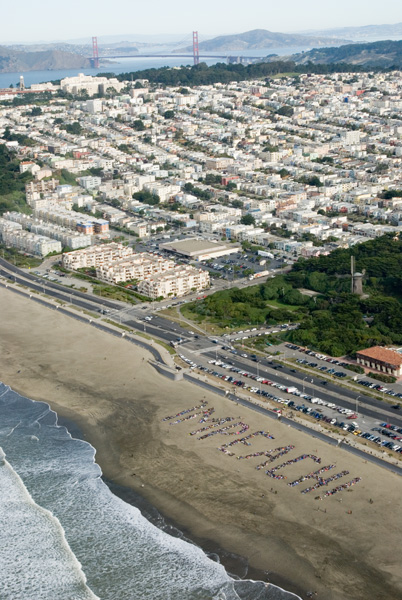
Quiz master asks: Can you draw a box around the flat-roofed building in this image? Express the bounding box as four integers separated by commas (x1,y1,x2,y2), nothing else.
159,238,239,261
62,243,133,270
138,265,210,299
356,346,402,377
96,253,175,284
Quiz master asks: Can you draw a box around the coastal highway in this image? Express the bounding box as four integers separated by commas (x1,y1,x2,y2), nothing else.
1,257,401,429
200,352,402,427
3,268,401,476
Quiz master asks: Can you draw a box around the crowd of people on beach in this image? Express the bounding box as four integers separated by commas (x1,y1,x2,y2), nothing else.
288,464,336,487
162,402,208,421
300,470,349,494
254,445,296,468
218,430,275,452
162,403,362,499
190,417,240,436
237,445,295,462
198,422,249,440
264,455,321,479
324,477,361,497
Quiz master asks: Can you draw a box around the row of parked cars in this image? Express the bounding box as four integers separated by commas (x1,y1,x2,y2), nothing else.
356,379,402,402
178,355,402,454
295,358,347,378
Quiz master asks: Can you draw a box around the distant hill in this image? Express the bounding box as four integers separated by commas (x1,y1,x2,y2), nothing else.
0,46,90,74
179,29,351,52
298,22,402,42
289,40,402,67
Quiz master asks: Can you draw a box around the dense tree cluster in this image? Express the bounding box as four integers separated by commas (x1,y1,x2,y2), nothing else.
132,190,160,205
0,145,32,215
112,60,376,89
188,235,402,356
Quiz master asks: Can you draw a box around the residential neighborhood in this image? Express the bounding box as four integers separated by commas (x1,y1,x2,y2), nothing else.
1,70,402,297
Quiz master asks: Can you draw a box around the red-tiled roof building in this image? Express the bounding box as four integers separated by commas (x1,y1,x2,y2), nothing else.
356,346,402,377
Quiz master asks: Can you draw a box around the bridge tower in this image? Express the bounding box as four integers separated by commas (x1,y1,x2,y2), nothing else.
92,36,99,69
192,31,200,66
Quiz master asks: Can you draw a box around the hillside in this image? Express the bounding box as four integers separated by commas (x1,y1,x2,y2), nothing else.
290,39,402,67
0,46,90,74
179,29,350,52
299,22,402,42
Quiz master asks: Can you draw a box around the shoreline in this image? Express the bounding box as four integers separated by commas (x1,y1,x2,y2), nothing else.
56,413,305,598
1,287,402,600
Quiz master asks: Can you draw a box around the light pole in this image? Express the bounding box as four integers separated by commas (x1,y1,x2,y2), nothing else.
257,360,261,396
302,376,308,394
356,396,361,416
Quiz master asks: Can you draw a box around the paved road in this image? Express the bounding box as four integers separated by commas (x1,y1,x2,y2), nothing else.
202,351,402,427
2,257,401,430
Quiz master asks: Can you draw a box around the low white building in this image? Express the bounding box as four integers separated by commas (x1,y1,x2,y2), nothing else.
138,265,210,299
62,243,133,270
96,253,175,284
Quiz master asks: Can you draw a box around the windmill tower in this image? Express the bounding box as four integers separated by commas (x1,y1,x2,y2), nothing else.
351,256,363,296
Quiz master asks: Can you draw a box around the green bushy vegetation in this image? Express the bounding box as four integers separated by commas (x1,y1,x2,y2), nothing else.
188,234,402,357
0,145,32,215
368,372,397,384
113,59,381,89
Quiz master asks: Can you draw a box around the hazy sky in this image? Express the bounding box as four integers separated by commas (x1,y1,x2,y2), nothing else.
3,0,402,43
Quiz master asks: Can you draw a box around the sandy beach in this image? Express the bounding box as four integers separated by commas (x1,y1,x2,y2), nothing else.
1,286,402,600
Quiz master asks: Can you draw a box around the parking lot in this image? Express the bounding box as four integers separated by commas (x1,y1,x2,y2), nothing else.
178,353,402,455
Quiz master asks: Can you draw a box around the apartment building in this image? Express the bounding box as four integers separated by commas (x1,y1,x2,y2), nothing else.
138,265,210,299
1,229,61,257
62,243,133,270
34,207,109,234
2,212,92,250
25,179,58,204
96,253,175,284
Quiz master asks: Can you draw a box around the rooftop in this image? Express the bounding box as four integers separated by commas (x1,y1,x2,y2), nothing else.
356,346,402,367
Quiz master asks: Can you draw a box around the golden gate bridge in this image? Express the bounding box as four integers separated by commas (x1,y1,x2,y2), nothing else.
90,32,261,68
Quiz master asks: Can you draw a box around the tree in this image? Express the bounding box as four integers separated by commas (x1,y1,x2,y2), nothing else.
132,119,145,131
30,106,42,116
163,110,175,119
276,106,294,117
65,122,83,135
133,190,160,205
240,214,256,226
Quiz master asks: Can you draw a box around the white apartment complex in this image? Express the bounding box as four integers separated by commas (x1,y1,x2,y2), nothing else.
62,243,133,269
60,73,125,97
0,218,61,256
138,265,210,299
96,253,175,284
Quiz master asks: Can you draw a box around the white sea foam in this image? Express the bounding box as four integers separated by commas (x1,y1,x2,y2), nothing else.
0,383,301,600
0,448,99,600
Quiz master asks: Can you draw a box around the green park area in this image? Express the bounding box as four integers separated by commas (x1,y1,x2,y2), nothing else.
186,234,402,357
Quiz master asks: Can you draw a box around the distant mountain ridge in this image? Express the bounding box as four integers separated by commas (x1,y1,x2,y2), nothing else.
289,39,402,67
0,46,90,74
179,28,351,52
298,22,402,42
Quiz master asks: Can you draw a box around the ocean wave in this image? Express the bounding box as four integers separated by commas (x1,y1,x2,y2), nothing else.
0,447,98,600
0,382,301,600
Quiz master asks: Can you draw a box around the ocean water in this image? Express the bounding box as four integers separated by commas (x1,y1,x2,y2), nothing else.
0,46,307,89
0,382,301,600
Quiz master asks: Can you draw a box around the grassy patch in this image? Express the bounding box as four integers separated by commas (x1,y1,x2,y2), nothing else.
155,339,176,355
0,245,42,268
265,299,300,311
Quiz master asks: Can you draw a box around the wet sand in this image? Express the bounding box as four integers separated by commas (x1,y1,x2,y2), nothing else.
1,287,402,600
